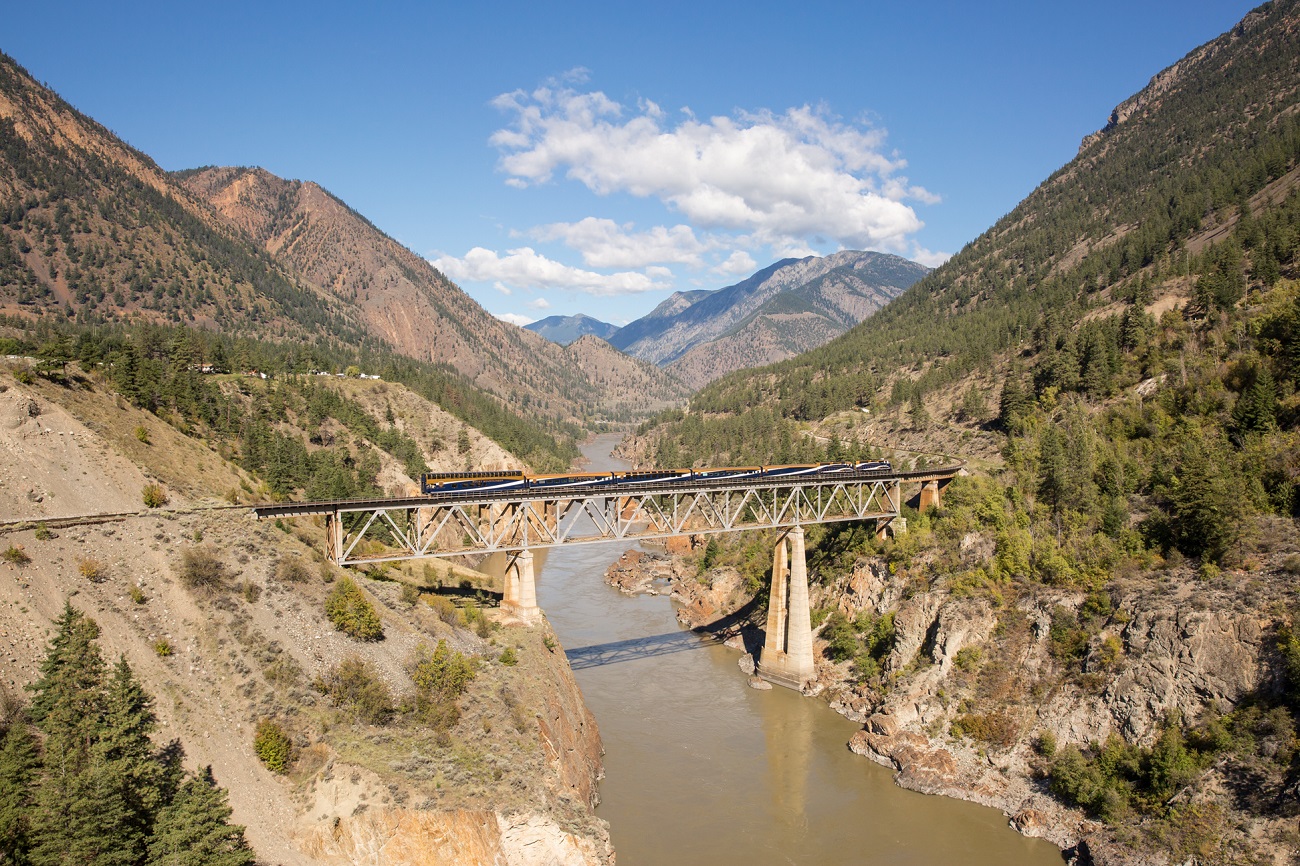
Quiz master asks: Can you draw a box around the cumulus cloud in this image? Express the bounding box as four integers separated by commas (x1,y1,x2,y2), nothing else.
528,297,551,310
496,312,534,326
714,250,757,276
490,87,929,252
910,244,951,269
431,246,668,296
531,217,709,269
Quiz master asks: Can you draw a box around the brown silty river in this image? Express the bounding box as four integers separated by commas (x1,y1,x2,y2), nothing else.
493,435,1063,865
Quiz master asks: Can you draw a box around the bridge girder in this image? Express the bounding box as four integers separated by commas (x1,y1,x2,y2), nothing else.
317,476,906,566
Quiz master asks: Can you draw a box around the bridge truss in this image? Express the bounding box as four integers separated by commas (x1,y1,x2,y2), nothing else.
252,468,959,566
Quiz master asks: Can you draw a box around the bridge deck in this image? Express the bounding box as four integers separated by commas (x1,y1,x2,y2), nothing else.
252,465,962,566
251,465,962,519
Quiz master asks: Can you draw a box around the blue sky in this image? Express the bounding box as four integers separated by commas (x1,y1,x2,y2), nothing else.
2,0,1262,326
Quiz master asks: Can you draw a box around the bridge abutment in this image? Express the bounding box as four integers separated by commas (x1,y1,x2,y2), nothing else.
758,525,815,690
502,549,542,624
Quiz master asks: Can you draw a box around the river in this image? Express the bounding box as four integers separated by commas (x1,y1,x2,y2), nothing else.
530,435,1063,865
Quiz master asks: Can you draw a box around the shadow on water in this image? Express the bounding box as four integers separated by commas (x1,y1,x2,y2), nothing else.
565,629,725,670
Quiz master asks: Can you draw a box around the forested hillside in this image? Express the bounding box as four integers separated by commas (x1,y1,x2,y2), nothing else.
0,53,686,474
629,2,1300,859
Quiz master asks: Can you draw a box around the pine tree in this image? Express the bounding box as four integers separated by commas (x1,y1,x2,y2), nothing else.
0,723,40,865
146,767,254,866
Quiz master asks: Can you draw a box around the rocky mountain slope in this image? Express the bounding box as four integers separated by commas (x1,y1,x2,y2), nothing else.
524,314,619,346
610,250,927,388
0,362,611,865
624,2,1300,862
607,526,1300,865
0,55,683,448
179,166,686,425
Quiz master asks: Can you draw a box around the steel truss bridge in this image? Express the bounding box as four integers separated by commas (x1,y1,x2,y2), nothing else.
252,466,962,567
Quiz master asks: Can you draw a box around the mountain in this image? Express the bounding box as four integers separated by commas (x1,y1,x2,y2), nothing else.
0,54,683,466
560,334,686,422
630,2,1300,859
177,166,685,426
609,251,927,388
524,313,620,346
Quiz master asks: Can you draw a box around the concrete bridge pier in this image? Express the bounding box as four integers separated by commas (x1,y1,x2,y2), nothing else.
758,525,815,690
501,549,542,624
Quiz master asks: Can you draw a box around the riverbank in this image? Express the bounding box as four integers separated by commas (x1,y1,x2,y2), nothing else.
602,541,1299,865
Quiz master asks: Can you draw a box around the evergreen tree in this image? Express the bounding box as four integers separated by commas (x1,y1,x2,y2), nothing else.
1231,367,1278,434
0,723,40,865
146,767,254,866
997,373,1032,431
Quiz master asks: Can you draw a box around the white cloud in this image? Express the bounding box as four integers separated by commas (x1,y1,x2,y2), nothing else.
714,250,757,276
528,297,551,310
490,86,930,252
531,217,708,269
496,312,534,326
910,243,951,269
431,246,668,296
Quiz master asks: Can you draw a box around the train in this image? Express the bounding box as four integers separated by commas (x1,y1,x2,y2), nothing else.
419,461,893,495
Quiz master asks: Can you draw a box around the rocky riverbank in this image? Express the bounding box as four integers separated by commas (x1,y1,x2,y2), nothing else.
603,541,1300,865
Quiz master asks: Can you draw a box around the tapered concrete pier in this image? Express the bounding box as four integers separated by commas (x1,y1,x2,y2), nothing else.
758,525,814,690
502,549,541,624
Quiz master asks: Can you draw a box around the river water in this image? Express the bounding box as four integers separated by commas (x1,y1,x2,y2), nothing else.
529,435,1063,865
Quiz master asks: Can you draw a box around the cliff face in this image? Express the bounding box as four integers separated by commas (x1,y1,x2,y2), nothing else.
609,539,1300,865
0,366,612,866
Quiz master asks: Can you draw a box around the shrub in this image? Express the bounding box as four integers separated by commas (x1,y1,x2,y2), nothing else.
428,595,460,625
253,719,293,773
1035,730,1058,758
78,558,108,583
2,544,30,566
129,583,147,604
178,545,229,590
33,523,53,541
400,582,421,607
408,640,477,730
954,647,983,672
153,639,173,657
241,580,262,603
951,711,1019,749
409,640,477,701
315,656,393,725
134,425,150,444
499,646,519,666
273,555,311,583
142,483,168,508
325,576,384,640
13,368,34,385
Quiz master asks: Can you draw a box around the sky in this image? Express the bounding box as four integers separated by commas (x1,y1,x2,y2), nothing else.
1,1,1264,327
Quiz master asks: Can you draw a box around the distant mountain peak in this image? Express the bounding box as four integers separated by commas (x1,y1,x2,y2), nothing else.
524,313,620,346
609,250,928,387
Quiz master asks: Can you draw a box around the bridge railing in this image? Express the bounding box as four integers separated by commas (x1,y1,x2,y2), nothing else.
252,466,961,566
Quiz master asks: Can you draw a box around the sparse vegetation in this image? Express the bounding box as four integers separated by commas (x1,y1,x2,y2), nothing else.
77,558,107,582
177,545,229,591
324,575,384,640
252,719,293,774
141,483,168,508
314,656,393,725
273,554,311,583
153,638,173,657
2,544,30,566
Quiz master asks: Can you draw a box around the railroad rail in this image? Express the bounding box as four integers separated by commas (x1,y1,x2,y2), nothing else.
251,465,962,566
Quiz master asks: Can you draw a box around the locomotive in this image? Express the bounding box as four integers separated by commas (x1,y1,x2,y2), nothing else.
419,461,892,495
